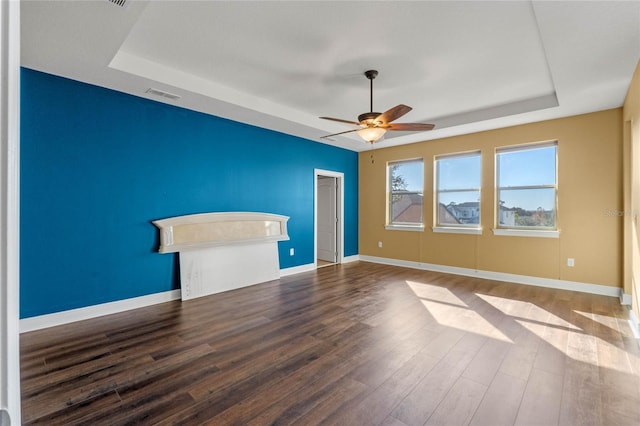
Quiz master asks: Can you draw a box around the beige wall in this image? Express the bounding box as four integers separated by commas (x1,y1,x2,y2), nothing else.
623,59,640,319
359,108,623,288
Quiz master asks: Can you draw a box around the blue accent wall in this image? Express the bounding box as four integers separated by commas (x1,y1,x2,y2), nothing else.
20,68,358,318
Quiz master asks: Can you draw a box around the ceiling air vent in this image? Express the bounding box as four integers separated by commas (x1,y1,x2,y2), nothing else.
145,88,181,101
107,0,128,7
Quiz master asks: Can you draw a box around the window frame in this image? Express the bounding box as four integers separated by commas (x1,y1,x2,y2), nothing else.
494,141,558,237
433,151,482,234
386,158,425,231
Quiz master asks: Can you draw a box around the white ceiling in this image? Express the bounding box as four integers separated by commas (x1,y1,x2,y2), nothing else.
21,0,640,152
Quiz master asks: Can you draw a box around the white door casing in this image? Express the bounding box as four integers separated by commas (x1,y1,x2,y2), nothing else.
0,0,21,423
314,169,344,267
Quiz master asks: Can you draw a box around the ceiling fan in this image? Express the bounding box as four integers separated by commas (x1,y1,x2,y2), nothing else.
320,70,435,144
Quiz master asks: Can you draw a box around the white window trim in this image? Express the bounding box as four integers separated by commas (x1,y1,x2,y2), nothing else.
385,224,425,232
387,158,424,228
492,228,560,238
434,151,482,229
433,226,482,235
495,141,558,232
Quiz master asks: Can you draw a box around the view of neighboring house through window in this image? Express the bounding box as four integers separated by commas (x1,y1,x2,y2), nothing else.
496,141,557,229
435,151,482,228
388,159,424,227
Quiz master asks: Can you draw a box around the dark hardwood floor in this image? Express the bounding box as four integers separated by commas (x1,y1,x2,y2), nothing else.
20,261,640,425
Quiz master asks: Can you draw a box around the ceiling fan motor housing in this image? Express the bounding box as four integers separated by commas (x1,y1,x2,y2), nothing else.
358,112,382,125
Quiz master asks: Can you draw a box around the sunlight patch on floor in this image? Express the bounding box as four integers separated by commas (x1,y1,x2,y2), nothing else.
418,298,513,342
410,287,513,343
574,310,617,330
515,318,548,340
406,280,468,308
477,293,582,330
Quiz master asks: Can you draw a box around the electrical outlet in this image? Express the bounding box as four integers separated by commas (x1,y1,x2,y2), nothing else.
378,241,383,248
567,258,575,267
290,248,295,256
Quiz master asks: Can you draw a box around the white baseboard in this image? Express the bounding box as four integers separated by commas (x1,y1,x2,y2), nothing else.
20,289,182,333
279,262,316,277
20,258,350,332
23,254,623,333
280,255,359,276
359,255,623,298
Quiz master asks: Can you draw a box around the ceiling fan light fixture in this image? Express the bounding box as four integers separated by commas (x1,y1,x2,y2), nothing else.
357,127,387,143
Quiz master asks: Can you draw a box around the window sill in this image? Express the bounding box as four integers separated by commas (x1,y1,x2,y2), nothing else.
492,228,559,238
432,227,482,235
385,224,424,232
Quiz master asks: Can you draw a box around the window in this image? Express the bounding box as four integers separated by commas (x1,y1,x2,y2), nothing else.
387,159,424,230
435,152,482,232
496,142,557,233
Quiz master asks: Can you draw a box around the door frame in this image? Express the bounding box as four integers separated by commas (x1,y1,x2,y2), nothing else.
314,169,344,267
1,0,21,423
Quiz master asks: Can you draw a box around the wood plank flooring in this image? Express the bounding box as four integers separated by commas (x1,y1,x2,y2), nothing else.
20,261,640,425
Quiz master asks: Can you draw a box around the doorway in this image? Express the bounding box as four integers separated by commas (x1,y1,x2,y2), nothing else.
315,169,344,268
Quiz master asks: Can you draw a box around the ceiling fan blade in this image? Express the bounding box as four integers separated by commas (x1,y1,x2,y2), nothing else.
319,116,361,126
386,122,435,131
375,104,412,125
320,128,361,139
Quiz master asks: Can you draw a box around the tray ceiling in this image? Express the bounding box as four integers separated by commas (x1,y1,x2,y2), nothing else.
21,1,640,152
